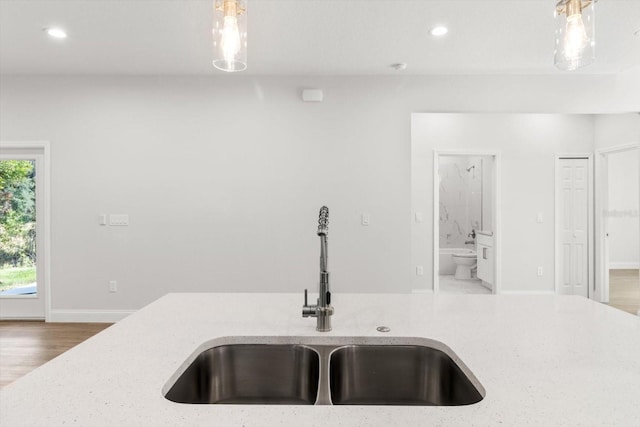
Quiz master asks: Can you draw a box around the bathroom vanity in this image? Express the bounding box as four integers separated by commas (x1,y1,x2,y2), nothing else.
476,231,494,288
1,293,639,426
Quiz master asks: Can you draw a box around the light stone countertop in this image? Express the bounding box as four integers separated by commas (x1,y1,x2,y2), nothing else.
1,293,639,426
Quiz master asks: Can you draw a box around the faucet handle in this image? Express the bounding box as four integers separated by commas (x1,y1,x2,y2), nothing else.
302,289,316,317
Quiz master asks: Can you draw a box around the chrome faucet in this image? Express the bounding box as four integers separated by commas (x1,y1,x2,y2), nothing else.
465,229,476,245
302,206,334,332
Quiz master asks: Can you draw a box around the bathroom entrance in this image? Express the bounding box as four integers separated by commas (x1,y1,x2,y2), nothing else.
433,151,500,294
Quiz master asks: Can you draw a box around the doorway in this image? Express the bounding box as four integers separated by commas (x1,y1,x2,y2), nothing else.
0,141,50,320
595,143,640,314
432,151,501,294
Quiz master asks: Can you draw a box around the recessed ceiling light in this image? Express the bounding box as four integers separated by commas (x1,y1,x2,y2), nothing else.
390,63,408,71
430,26,448,37
44,27,67,39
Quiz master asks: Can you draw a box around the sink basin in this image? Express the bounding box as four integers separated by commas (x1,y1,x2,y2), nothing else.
165,344,320,404
164,337,484,406
329,345,483,406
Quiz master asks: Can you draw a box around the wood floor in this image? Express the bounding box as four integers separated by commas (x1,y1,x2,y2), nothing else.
608,269,640,315
0,321,111,389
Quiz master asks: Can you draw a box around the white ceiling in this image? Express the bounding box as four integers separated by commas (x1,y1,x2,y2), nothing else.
1,0,639,75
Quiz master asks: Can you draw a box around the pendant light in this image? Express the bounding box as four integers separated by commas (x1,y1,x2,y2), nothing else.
213,0,247,72
554,0,596,71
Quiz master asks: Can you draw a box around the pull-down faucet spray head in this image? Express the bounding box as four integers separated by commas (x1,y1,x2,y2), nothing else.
318,206,329,273
318,206,329,236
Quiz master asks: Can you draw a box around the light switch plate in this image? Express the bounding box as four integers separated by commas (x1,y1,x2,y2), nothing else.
109,214,129,226
361,213,370,226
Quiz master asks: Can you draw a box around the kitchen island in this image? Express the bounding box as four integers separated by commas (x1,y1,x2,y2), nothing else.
1,293,639,426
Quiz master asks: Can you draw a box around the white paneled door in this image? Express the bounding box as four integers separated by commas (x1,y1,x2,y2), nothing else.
558,158,589,297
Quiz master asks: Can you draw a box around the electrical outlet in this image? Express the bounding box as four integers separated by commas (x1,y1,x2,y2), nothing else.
416,266,424,276
537,267,543,277
109,280,118,293
415,212,424,223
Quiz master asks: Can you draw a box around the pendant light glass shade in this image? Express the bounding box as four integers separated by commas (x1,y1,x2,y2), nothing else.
554,0,595,71
213,0,247,72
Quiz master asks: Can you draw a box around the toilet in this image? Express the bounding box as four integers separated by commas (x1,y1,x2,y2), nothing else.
452,251,477,280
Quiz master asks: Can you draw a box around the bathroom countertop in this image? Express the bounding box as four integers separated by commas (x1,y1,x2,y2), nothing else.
2,293,639,426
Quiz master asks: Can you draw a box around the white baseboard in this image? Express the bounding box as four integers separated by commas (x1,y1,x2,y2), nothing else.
0,316,45,321
500,290,555,295
411,289,434,294
49,309,136,323
609,262,640,270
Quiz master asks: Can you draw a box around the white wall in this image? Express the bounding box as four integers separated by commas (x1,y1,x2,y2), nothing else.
594,114,640,150
412,114,595,293
1,74,639,313
607,150,639,268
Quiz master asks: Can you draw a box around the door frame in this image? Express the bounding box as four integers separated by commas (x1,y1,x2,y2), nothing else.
554,154,594,298
432,150,502,294
0,141,51,320
594,143,639,303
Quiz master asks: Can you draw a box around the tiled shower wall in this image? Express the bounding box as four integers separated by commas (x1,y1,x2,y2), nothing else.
439,156,492,248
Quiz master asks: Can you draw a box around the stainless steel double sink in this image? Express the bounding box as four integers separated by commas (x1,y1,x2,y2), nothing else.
163,337,484,406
